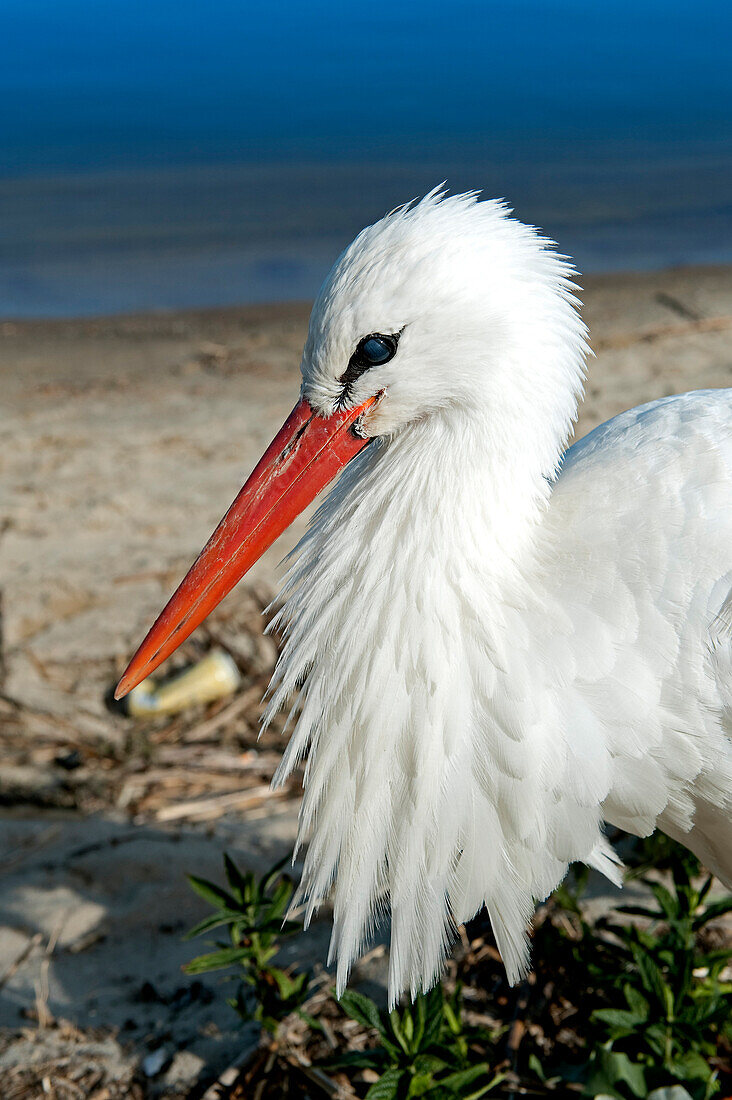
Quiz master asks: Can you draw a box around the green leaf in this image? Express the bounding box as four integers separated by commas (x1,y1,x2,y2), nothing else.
442,999,461,1036
409,996,422,1049
269,966,307,1001
630,942,673,1011
464,1072,507,1100
592,1008,645,1031
183,946,253,974
528,1053,547,1082
422,989,445,1050
389,1007,411,1055
253,943,278,967
338,989,388,1038
438,1063,493,1090
183,908,246,940
258,1012,282,1035
623,984,650,1019
264,878,294,924
587,1049,647,1099
186,873,237,911
296,1009,325,1032
407,1071,435,1097
261,854,292,893
222,852,251,903
327,1049,387,1070
643,1022,669,1059
651,881,679,922
615,904,659,920
226,991,252,1020
365,1067,407,1100
697,875,714,906
673,1048,716,1081
692,896,732,929
412,1053,448,1076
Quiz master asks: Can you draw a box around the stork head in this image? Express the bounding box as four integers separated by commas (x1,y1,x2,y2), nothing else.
115,189,587,698
302,187,586,438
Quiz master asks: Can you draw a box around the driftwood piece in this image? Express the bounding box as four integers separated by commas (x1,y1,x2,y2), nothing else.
155,783,292,823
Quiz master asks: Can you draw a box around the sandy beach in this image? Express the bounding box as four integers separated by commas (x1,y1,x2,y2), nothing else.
2,265,732,1095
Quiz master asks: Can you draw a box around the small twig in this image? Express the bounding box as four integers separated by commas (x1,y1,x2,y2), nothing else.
506,974,534,1071
34,920,65,1031
293,1060,357,1098
253,1048,278,1100
183,685,263,743
655,290,703,322
155,783,291,822
0,691,83,735
0,932,43,990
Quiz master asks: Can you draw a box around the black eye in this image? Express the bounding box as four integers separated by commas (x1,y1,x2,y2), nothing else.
338,332,399,392
357,335,397,366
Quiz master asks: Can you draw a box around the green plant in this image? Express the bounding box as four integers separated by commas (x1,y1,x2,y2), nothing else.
184,853,309,1034
183,843,731,1097
329,983,505,1099
555,845,732,1100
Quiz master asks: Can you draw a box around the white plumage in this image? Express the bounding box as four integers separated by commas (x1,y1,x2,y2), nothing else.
259,189,732,1006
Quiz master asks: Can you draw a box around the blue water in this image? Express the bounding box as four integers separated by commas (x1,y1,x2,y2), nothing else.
2,0,731,317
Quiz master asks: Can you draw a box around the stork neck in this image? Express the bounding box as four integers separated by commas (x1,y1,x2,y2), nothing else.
377,405,555,585
268,394,566,998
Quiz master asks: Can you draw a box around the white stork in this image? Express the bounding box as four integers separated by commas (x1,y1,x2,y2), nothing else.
116,189,732,1006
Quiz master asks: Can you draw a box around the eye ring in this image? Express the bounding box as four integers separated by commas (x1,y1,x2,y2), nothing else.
338,332,400,392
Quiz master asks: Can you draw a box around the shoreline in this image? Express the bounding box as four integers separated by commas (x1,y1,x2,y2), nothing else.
2,261,732,330
3,147,732,318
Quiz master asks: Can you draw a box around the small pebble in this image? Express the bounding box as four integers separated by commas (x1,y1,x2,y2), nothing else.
142,1047,169,1077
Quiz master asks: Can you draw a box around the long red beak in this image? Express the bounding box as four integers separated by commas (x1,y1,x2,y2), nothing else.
115,395,377,700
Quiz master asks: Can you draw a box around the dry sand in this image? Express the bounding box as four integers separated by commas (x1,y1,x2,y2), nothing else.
1,266,732,1095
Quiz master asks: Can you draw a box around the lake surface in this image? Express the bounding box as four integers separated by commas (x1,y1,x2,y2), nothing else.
2,0,731,317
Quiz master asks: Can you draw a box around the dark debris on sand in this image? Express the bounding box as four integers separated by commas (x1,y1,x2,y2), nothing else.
0,584,302,826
